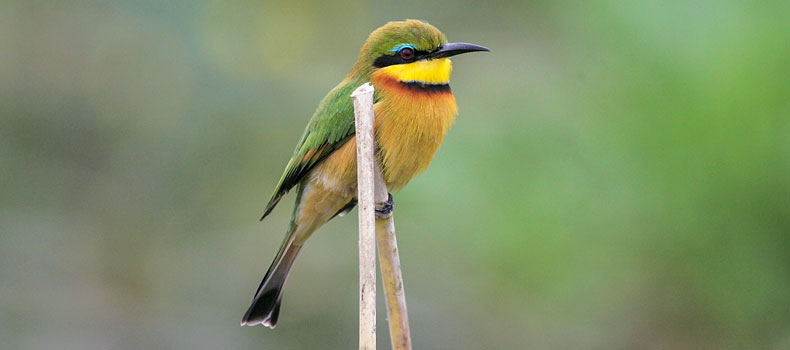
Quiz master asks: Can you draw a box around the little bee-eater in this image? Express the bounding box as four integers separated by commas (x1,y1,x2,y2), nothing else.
241,19,489,328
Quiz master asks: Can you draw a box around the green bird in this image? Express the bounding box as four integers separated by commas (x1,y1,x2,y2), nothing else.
242,19,489,328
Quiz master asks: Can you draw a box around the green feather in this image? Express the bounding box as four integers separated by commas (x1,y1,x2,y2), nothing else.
260,19,446,220
260,78,363,220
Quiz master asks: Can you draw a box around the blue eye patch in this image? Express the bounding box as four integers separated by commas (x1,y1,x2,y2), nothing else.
389,43,417,52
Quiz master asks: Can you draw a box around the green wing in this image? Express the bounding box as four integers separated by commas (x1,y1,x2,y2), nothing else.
260,81,361,220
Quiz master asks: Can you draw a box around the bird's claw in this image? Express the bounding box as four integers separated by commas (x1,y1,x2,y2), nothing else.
375,193,394,219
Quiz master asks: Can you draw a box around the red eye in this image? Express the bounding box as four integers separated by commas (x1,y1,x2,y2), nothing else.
400,47,414,59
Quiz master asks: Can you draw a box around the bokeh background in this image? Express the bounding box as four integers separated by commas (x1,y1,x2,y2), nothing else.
1,1,788,349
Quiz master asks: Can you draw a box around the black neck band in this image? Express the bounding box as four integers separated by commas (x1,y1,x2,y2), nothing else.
400,81,451,93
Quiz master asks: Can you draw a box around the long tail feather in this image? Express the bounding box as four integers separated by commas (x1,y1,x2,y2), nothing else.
241,234,302,328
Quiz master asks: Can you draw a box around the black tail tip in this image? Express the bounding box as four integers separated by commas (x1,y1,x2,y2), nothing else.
240,317,277,329
241,289,282,328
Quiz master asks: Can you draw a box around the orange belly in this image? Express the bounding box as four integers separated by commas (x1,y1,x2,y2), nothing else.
371,74,458,190
294,75,457,239
311,74,458,194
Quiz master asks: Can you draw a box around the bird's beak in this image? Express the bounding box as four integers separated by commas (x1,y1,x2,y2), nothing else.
425,42,491,59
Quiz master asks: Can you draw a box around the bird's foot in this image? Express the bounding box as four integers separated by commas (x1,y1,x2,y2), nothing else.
375,193,394,219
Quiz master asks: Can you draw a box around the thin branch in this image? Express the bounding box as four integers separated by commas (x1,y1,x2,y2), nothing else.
352,83,377,350
353,82,413,350
376,208,412,349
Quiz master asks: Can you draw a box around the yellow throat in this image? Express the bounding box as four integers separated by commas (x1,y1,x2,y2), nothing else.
377,58,453,84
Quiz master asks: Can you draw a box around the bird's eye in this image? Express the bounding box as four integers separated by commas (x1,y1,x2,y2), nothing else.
400,47,414,60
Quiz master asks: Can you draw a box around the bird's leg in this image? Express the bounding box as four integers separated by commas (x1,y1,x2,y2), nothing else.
375,193,394,219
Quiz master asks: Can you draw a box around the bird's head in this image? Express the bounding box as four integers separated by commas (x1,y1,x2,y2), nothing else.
352,20,489,85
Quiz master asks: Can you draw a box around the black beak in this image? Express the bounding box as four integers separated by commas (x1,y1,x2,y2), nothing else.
426,42,491,59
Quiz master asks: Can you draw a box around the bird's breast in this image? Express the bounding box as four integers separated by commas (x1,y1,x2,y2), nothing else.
370,73,458,191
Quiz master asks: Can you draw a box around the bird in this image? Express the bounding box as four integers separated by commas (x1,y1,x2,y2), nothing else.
241,19,489,328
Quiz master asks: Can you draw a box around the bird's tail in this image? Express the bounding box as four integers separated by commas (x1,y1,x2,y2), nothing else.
241,230,302,328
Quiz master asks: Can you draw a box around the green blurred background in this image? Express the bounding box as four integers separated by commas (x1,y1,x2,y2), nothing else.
1,1,788,349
